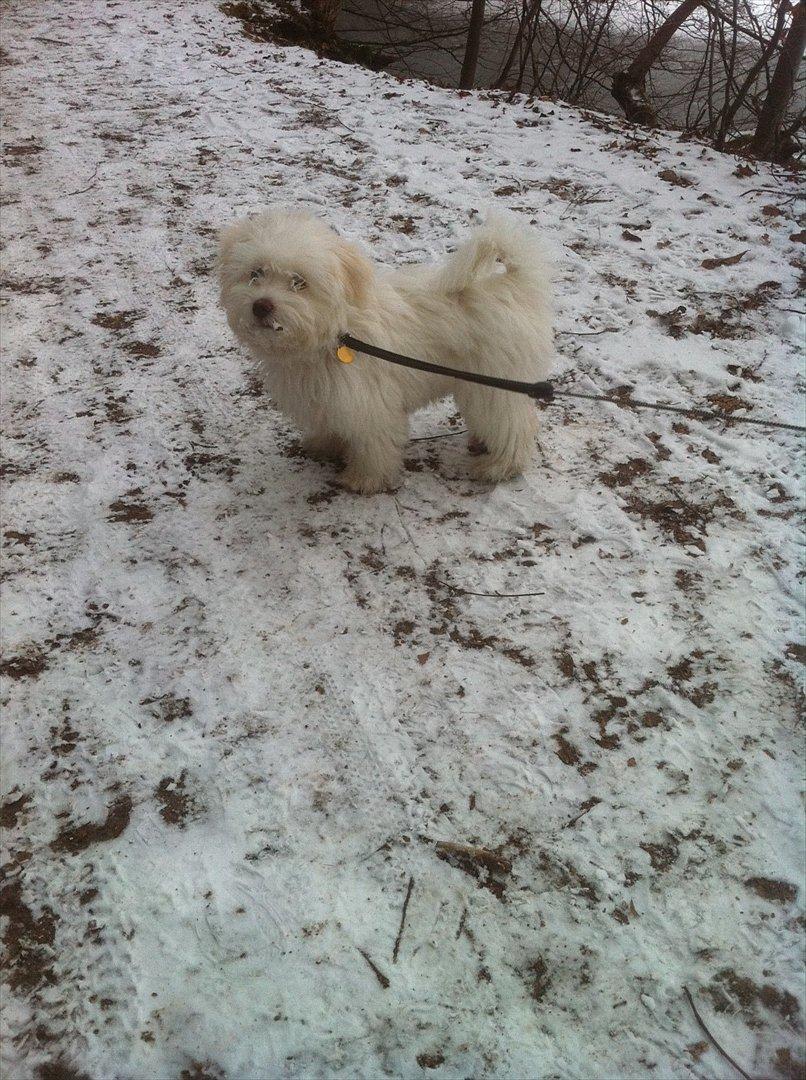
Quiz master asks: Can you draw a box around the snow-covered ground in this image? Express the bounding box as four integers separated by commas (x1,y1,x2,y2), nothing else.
2,2,804,1077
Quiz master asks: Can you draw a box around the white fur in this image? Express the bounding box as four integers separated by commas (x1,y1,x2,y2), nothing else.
218,208,554,494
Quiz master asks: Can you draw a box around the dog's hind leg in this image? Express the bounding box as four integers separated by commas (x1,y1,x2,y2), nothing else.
454,384,537,482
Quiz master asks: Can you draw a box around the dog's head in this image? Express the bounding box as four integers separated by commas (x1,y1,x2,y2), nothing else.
217,209,373,355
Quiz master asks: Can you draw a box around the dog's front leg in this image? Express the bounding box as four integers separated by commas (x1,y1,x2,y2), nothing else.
339,420,407,495
302,431,345,463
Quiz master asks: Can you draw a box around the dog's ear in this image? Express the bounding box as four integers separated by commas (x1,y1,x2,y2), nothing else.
219,216,264,271
218,220,246,268
335,241,373,308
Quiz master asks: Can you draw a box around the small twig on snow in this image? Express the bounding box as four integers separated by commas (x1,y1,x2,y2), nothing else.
410,428,466,442
392,496,425,567
455,908,468,940
435,577,545,599
682,986,754,1080
357,947,390,989
739,187,798,201
556,326,621,337
392,876,415,963
65,165,100,197
564,796,602,829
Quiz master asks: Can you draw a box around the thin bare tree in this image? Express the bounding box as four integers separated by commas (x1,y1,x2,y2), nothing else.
714,0,790,146
309,0,342,38
612,0,706,124
752,0,806,157
460,0,487,87
494,0,536,90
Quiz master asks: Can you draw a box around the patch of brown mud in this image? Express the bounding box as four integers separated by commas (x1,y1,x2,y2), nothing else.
50,796,133,854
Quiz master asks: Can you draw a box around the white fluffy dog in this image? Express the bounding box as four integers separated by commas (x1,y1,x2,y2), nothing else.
218,208,553,494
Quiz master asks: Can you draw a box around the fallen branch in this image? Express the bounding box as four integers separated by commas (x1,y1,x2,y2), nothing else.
435,578,545,599
683,985,753,1080
392,876,414,963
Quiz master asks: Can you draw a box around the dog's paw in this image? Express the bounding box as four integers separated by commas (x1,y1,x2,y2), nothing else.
339,467,400,495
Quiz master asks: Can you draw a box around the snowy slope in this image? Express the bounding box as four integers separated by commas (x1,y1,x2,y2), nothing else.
1,2,804,1078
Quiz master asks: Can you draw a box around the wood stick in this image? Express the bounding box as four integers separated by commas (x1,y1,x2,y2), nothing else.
392,876,415,963
358,948,390,989
683,986,753,1080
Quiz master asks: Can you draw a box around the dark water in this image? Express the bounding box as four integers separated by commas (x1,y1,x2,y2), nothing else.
337,1,763,129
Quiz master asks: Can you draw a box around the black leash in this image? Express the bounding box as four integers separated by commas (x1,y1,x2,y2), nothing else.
340,333,555,402
339,333,806,435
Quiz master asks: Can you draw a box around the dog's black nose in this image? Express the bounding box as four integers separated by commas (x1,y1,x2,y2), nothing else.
252,298,275,322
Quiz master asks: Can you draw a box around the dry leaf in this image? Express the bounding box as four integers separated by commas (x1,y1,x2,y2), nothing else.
701,250,748,269
659,167,694,187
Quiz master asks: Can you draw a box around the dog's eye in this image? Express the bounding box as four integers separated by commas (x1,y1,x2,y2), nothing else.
249,267,264,283
290,274,307,292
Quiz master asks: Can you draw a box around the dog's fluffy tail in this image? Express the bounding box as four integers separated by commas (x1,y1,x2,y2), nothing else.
437,212,551,299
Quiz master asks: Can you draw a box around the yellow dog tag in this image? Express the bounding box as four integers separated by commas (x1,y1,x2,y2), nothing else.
336,345,355,364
